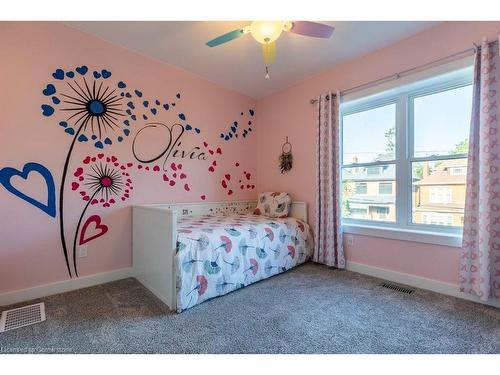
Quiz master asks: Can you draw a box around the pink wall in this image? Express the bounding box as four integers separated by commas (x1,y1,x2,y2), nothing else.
0,22,257,293
256,21,500,285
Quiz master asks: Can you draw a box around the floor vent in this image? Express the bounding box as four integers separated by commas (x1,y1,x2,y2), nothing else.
380,282,415,295
0,303,46,333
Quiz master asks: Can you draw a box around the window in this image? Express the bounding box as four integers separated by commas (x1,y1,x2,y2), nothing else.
355,182,367,194
428,187,452,204
450,167,466,176
341,67,472,235
379,182,393,195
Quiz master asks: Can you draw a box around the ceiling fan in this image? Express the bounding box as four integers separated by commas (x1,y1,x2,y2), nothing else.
206,21,334,79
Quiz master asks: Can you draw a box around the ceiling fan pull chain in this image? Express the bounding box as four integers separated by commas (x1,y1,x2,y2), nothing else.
265,66,270,80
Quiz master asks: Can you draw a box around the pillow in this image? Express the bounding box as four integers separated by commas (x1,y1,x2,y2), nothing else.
254,192,292,218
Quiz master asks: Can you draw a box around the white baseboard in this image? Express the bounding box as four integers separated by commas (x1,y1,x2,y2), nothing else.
345,261,500,308
0,267,133,307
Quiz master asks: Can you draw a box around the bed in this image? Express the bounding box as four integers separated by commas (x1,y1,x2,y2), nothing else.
132,200,312,312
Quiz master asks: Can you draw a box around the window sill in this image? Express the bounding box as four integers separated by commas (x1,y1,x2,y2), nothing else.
342,223,462,248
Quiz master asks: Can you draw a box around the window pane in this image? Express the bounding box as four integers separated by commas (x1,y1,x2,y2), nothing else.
342,164,396,222
342,103,396,164
413,85,472,158
412,159,467,227
379,182,393,195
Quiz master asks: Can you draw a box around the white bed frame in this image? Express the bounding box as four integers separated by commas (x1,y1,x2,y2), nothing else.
132,200,308,311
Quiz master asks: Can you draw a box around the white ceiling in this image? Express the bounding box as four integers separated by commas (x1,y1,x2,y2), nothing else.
66,21,439,99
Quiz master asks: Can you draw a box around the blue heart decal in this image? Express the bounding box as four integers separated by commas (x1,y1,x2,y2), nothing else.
118,81,127,88
59,121,68,128
52,69,64,80
155,100,160,105
163,103,169,111
101,69,112,79
65,128,75,135
0,162,56,217
95,141,104,149
178,113,186,121
76,66,88,75
78,134,88,142
117,136,123,142
104,137,112,145
134,90,143,97
131,115,136,121
176,93,181,99
249,109,255,116
123,120,130,126
66,71,75,78
127,102,135,109
151,108,157,115
143,101,149,107
52,96,60,105
43,84,56,96
185,124,192,131
143,114,148,120
93,71,102,79
41,104,54,117
123,129,130,136
125,92,132,98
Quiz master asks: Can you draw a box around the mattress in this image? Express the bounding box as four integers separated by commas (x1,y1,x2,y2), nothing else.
175,214,313,312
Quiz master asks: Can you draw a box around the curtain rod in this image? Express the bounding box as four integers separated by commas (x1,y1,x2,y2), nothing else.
309,41,489,105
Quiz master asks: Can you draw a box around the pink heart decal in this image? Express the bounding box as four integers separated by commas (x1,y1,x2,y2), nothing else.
74,167,83,177
71,182,79,191
225,174,231,181
216,147,222,155
83,156,91,164
200,195,206,200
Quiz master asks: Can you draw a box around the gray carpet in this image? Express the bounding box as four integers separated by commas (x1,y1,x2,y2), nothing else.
0,263,499,354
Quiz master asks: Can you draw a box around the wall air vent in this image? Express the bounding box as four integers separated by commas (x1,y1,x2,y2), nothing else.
0,302,46,333
379,282,415,295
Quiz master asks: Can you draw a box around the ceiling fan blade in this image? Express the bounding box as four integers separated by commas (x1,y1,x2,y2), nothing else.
206,28,247,47
289,21,334,38
262,42,276,65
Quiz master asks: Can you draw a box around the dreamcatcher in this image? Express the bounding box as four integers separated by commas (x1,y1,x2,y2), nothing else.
279,136,293,173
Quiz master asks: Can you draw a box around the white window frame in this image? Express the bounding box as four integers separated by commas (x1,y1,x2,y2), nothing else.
340,66,473,247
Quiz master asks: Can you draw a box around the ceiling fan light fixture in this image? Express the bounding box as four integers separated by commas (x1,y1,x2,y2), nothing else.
250,21,284,44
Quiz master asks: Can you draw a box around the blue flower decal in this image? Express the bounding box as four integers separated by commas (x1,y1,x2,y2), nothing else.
41,66,132,149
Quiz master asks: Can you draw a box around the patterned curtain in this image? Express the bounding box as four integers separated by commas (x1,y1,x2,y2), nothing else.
460,38,500,301
314,92,345,268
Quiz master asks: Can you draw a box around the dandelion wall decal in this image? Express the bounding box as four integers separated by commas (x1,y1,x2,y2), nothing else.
41,66,136,278
60,78,125,145
70,153,133,276
40,65,203,278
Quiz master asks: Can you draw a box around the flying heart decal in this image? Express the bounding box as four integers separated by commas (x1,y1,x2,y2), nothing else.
79,215,108,245
0,162,56,217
